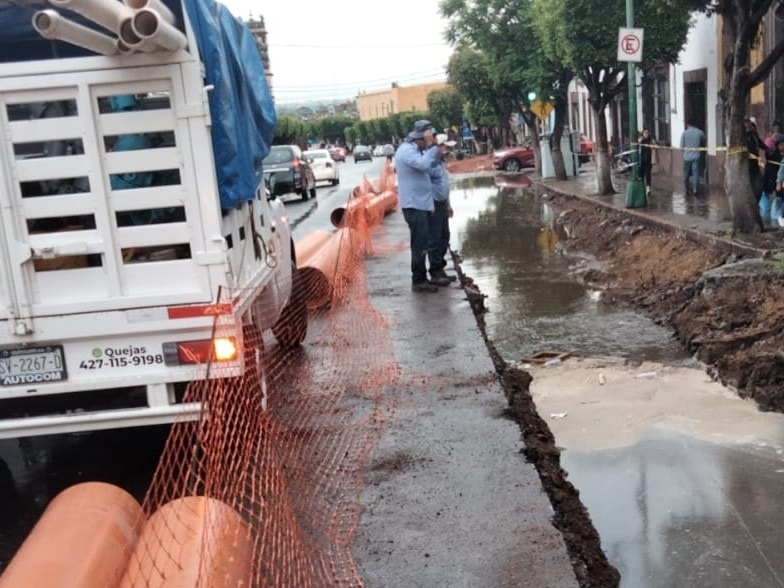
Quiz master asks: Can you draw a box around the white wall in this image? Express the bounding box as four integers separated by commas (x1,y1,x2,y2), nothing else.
670,12,720,152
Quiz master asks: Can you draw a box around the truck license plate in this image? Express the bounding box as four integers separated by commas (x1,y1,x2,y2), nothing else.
0,345,67,386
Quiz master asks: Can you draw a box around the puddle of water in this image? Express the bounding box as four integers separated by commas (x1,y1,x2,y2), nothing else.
450,176,687,364
563,434,784,588
455,175,784,587
528,344,784,588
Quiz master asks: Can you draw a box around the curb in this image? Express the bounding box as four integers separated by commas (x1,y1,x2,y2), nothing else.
531,178,774,259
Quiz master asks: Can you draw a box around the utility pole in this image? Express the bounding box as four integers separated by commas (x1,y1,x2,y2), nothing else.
624,0,646,208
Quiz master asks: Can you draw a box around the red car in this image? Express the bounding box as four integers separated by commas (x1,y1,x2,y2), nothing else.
493,143,535,172
328,147,347,162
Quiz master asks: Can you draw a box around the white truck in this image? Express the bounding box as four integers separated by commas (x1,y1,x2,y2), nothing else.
0,0,306,438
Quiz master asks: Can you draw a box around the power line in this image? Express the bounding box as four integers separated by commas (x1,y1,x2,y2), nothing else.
269,42,448,49
273,69,447,92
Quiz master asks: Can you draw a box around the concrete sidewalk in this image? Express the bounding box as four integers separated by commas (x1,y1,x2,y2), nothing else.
533,164,784,257
352,212,580,587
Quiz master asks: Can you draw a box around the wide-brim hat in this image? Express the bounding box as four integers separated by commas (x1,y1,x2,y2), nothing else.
408,119,433,140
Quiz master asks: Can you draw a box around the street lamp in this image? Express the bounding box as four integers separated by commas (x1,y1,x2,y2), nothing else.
624,0,646,208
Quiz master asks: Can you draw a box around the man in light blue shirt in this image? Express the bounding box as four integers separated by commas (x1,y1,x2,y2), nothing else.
428,134,457,284
680,120,706,195
394,120,445,292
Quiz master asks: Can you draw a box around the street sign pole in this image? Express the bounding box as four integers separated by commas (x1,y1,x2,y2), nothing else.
624,0,646,208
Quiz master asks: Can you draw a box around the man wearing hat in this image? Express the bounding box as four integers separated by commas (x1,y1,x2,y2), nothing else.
428,134,457,285
394,119,449,292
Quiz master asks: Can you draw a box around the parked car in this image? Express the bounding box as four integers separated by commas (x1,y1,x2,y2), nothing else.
329,146,346,162
262,144,317,201
353,145,372,163
492,142,535,172
304,148,340,186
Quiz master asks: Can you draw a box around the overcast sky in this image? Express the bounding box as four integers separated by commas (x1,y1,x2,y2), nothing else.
218,0,454,104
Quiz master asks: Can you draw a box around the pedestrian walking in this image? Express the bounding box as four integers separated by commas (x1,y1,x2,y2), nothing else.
680,120,706,195
428,134,457,286
637,128,657,195
394,119,443,293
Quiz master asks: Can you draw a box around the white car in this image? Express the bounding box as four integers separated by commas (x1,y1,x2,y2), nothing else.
304,149,340,186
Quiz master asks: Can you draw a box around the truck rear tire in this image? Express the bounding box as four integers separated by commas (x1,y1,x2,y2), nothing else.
272,264,308,348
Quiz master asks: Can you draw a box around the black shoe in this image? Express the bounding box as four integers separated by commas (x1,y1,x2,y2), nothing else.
412,281,438,292
430,269,457,283
430,275,452,287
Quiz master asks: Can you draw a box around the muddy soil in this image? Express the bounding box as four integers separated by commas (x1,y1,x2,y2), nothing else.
450,153,784,414
544,193,784,413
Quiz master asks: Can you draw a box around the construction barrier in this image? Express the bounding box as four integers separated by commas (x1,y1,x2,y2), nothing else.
0,482,143,588
120,496,252,588
2,166,404,587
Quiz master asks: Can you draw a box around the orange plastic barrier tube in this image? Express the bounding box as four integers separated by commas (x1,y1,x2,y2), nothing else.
0,482,143,588
120,496,252,588
295,229,331,265
298,227,355,310
330,194,367,229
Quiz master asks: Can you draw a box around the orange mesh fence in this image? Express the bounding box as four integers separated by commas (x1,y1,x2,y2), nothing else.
118,162,403,587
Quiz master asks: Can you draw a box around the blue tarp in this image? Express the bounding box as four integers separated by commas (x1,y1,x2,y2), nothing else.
183,0,276,209
0,0,275,210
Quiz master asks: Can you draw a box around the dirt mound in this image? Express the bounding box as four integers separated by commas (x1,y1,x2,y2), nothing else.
446,154,494,175
545,191,784,413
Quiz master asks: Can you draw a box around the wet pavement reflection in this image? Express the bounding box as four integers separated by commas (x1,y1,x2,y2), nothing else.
454,173,784,588
450,175,688,364
563,433,784,587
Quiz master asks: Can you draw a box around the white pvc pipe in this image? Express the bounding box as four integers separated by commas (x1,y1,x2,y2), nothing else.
131,8,186,51
48,0,132,34
118,16,159,52
33,10,118,56
116,37,135,55
123,0,174,25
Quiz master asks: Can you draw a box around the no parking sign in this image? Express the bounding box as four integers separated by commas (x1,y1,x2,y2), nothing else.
617,27,644,62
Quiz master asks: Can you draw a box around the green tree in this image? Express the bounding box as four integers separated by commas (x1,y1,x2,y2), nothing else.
442,0,570,174
305,115,354,146
532,0,702,193
445,47,508,153
707,0,784,232
273,115,306,147
344,126,357,146
427,87,464,133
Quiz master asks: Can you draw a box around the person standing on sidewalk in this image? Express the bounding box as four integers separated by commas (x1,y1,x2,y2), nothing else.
394,120,447,292
680,120,706,195
637,128,657,195
428,134,457,285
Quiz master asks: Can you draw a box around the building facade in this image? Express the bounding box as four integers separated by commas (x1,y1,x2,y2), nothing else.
245,15,273,93
357,82,450,121
568,7,783,189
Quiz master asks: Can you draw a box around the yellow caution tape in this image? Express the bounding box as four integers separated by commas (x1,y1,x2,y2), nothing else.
629,142,783,167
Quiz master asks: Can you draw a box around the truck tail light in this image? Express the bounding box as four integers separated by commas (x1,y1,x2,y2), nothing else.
326,161,332,168
163,337,238,366
292,158,301,169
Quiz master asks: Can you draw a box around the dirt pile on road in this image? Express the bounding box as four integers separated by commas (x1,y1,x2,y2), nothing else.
446,154,494,175
545,191,784,413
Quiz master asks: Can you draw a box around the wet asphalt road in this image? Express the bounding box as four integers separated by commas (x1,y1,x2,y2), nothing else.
4,162,784,587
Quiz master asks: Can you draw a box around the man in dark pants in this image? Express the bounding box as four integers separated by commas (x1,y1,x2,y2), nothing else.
394,120,446,292
428,133,457,284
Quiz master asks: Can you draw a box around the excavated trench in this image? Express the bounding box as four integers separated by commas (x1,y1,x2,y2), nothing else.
453,258,621,588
